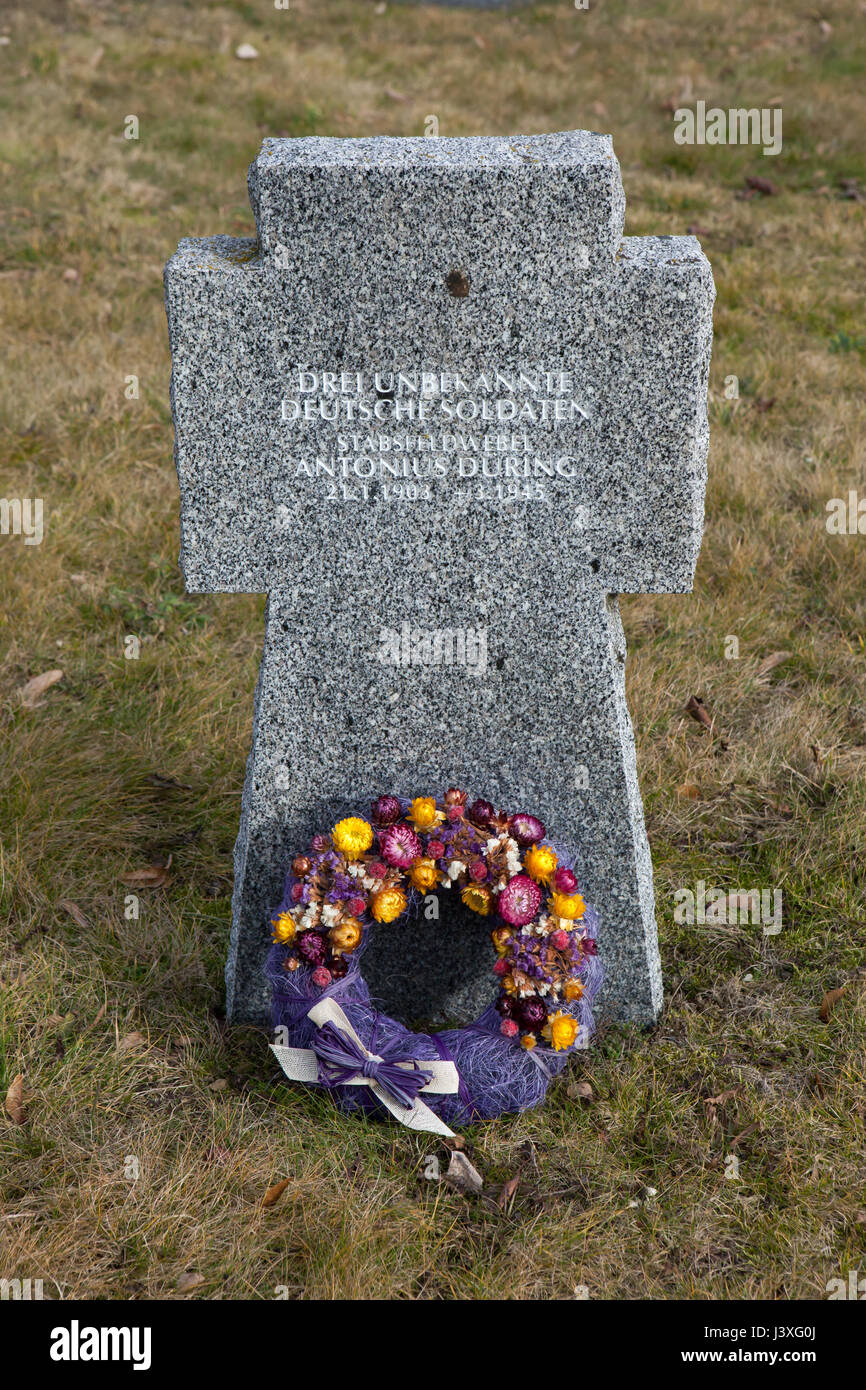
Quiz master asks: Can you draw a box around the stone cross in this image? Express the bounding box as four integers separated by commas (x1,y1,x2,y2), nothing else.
164,132,713,1030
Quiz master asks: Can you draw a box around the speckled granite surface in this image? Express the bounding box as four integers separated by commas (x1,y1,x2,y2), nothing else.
164,132,714,1029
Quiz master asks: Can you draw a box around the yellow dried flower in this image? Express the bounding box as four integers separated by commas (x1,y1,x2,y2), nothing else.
328,917,363,954
370,885,407,923
270,911,296,945
521,1034,537,1051
549,891,586,921
544,1011,579,1051
490,925,513,954
461,883,493,916
409,857,439,892
406,796,445,831
524,843,558,883
332,816,374,859
564,978,585,1002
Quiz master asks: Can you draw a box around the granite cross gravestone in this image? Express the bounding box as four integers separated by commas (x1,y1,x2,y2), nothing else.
164,131,713,1031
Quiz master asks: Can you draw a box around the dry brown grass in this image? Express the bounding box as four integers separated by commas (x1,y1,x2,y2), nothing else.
1,0,865,1300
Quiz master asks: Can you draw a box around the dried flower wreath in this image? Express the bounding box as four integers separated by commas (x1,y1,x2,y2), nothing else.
266,789,603,1135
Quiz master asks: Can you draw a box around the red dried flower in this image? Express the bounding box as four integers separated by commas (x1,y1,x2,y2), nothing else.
371,794,402,825
467,799,494,828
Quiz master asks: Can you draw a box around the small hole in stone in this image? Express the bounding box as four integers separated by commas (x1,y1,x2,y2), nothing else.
445,268,470,298
590,557,601,573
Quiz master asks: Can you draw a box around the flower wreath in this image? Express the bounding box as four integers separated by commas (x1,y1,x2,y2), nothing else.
266,789,603,1135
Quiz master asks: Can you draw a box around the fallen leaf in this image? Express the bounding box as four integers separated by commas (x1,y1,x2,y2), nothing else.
730,1122,757,1148
57,899,91,931
261,1178,291,1208
441,1133,467,1152
176,1271,206,1293
757,650,792,677
472,33,486,49
4,1074,26,1125
685,694,713,730
209,1078,228,1092
745,175,776,196
754,397,776,413
820,986,846,1021
90,45,104,67
235,43,259,60
116,1030,145,1055
384,86,406,103
119,854,172,889
83,1002,108,1035
62,267,79,283
677,782,701,799
144,773,193,791
443,1149,483,1194
19,669,64,708
817,19,832,36
568,1079,594,1103
497,1176,520,1209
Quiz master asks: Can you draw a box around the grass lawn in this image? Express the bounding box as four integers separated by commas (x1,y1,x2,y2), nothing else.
1,0,865,1299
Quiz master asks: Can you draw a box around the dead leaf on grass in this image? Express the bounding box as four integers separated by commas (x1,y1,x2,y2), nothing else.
58,899,91,930
745,175,777,196
4,1074,26,1125
685,694,713,730
119,855,172,888
757,650,792,678
820,986,846,1021
677,782,701,799
176,1271,206,1293
261,1178,291,1208
568,1079,594,1103
441,1133,467,1152
497,1176,520,1209
19,669,64,707
116,1030,146,1055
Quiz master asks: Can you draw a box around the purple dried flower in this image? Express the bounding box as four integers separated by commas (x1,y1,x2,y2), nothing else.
297,932,327,966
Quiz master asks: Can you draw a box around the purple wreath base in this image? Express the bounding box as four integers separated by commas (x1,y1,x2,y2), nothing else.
267,903,603,1127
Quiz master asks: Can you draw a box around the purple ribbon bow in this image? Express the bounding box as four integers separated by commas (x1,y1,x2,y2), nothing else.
313,1021,434,1111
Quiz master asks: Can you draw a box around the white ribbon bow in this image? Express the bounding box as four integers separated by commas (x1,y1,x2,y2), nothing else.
270,997,459,1137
